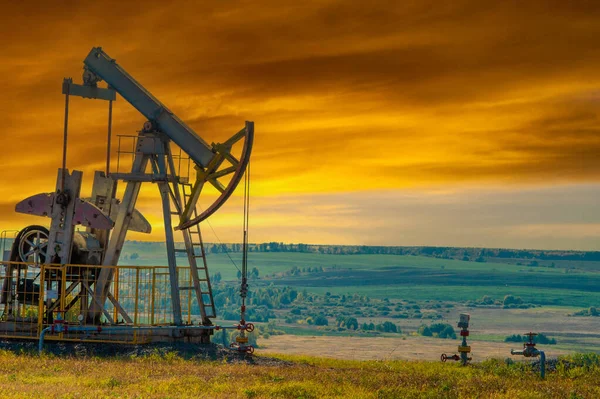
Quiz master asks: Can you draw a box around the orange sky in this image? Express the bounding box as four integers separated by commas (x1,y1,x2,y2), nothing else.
1,1,599,249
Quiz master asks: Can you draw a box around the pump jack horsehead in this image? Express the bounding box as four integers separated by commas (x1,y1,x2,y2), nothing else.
3,47,254,346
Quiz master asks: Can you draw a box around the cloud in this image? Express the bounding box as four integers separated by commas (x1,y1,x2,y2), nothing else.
1,1,600,248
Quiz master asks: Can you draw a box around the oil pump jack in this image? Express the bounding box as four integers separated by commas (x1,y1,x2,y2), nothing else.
1,47,254,348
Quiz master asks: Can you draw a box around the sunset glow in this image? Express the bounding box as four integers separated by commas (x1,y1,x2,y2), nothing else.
1,1,599,249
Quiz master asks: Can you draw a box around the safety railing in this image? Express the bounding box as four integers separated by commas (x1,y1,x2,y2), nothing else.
114,134,193,181
0,261,201,344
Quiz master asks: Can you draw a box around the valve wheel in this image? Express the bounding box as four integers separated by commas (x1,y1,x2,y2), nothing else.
16,225,49,265
441,354,447,362
246,346,254,354
245,323,255,332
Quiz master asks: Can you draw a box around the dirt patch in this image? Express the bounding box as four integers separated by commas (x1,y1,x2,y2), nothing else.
258,335,573,362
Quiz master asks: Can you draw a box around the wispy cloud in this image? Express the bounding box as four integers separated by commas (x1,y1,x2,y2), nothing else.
1,1,599,248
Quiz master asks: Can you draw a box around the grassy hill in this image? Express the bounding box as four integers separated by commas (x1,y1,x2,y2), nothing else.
119,243,600,307
115,243,600,355
0,350,598,398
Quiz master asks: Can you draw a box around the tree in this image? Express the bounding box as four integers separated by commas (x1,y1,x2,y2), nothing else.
480,295,494,305
503,295,516,306
376,321,399,333
130,253,139,260
418,325,432,337
314,315,328,326
438,325,456,339
345,317,358,330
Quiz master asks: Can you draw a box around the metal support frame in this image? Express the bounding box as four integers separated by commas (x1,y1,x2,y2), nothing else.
5,48,254,346
154,141,183,325
89,145,149,322
46,169,82,265
89,131,215,327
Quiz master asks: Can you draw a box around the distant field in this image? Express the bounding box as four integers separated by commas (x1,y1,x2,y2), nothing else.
258,334,573,361
117,243,600,355
121,243,600,308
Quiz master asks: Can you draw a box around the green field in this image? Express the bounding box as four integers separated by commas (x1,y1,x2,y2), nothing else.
121,243,600,308
117,243,600,355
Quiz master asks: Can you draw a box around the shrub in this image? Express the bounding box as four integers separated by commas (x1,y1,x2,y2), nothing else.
438,325,456,339
418,325,432,337
375,321,400,333
504,333,556,345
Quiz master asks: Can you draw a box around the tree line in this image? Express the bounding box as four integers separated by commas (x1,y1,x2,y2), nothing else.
200,242,600,261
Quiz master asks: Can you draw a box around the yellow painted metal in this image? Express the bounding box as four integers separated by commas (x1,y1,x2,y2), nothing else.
0,260,199,344
236,336,249,343
134,268,140,325
151,270,156,325
187,269,192,325
458,346,471,353
37,264,45,335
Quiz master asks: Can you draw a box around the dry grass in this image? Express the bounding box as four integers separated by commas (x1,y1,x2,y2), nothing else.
0,350,598,398
258,335,573,361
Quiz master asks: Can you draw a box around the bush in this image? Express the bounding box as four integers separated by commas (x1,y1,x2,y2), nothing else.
504,333,556,345
536,333,557,345
336,316,358,330
375,321,400,333
419,323,456,339
571,307,600,317
418,325,432,337
504,334,522,343
479,295,494,305
438,325,456,339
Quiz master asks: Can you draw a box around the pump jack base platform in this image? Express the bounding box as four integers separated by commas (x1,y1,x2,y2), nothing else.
0,320,213,345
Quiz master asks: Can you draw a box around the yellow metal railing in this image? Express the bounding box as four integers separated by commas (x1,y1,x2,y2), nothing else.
0,261,199,344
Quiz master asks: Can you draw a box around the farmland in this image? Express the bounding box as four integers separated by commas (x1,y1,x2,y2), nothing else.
119,242,600,357
120,243,600,307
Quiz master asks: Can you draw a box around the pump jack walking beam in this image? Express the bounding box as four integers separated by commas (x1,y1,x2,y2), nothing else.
63,47,253,326
78,47,253,230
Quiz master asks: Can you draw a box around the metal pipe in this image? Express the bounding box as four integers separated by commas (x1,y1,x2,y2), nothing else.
539,351,545,379
39,326,52,354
